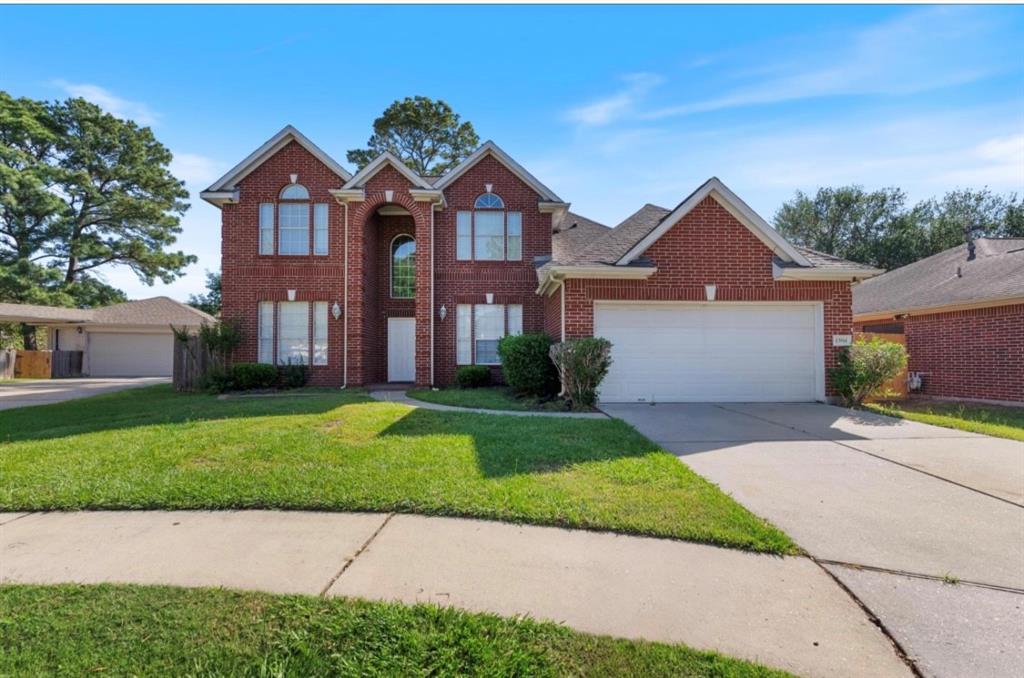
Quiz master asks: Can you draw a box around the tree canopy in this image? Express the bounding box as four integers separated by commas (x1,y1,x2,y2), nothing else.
0,91,194,310
187,270,221,316
774,186,1022,271
347,96,480,176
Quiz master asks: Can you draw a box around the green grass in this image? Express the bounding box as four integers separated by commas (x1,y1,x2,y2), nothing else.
0,584,790,677
408,386,573,412
0,385,794,554
866,400,1024,441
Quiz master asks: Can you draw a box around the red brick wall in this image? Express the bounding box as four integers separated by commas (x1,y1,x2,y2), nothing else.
543,282,563,341
433,154,551,385
559,196,854,396
902,304,1023,402
364,214,416,383
220,140,347,386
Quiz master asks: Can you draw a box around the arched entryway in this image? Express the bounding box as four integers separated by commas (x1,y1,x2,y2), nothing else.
362,203,417,383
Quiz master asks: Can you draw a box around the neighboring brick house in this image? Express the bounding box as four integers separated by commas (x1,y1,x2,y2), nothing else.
202,126,879,402
854,238,1024,404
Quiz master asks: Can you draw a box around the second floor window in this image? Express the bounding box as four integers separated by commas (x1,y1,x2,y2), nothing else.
259,183,329,256
456,193,522,262
391,235,416,298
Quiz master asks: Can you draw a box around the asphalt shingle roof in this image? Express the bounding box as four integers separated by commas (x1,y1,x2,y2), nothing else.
552,212,611,262
853,238,1024,316
0,296,214,327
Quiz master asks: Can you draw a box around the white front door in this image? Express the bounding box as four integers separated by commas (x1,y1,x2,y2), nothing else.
594,302,824,403
387,317,416,382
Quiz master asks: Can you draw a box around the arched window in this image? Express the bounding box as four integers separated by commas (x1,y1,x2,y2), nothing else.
279,184,310,200
474,193,504,209
391,235,416,298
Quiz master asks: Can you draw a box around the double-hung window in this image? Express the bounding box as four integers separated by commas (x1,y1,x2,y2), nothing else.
258,183,329,256
259,300,329,366
456,303,523,365
456,193,522,261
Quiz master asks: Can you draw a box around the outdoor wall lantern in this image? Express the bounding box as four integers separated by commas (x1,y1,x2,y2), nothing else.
439,304,447,321
331,302,342,320
704,284,717,302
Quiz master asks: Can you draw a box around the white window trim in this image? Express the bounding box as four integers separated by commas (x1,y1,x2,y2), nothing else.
456,303,524,366
278,202,311,256
455,209,523,262
389,233,416,299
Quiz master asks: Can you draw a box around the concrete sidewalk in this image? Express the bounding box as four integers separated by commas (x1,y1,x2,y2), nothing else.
0,377,169,411
0,510,910,678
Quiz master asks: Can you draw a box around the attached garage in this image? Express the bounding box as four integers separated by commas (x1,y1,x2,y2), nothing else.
87,332,175,377
594,302,824,403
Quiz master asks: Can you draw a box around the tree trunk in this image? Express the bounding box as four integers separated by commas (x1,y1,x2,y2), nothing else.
20,323,38,350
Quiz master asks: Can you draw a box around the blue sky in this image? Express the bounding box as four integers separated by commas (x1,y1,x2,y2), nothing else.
2,4,1022,300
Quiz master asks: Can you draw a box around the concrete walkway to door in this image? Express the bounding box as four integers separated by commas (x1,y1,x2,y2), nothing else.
604,402,1024,678
0,510,910,678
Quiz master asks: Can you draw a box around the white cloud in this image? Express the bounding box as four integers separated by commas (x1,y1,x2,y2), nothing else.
52,80,159,125
593,7,1008,121
170,152,222,188
564,72,663,127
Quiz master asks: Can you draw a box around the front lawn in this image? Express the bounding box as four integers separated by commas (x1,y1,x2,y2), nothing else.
866,400,1024,441
408,386,572,412
0,385,794,553
0,584,789,677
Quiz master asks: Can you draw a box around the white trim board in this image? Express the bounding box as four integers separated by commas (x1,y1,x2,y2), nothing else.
433,141,563,202
343,151,433,190
203,125,352,199
617,178,811,267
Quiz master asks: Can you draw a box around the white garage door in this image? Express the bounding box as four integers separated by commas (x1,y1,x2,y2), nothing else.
594,302,823,403
88,333,174,377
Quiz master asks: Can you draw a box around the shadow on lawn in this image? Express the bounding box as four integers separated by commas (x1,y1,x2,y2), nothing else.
0,385,358,444
378,406,660,478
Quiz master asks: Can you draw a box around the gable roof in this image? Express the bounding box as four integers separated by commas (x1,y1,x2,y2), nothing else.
201,126,352,203
552,211,610,262
854,238,1024,318
433,141,563,202
342,151,434,190
0,297,214,327
617,177,811,267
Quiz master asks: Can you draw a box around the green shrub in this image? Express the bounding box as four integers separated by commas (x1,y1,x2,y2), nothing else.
231,363,278,391
455,365,491,388
549,337,613,410
498,333,559,397
200,366,233,394
277,362,310,389
829,337,908,407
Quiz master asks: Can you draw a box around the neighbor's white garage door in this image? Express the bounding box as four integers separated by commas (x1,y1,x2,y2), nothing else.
88,332,175,377
594,302,823,403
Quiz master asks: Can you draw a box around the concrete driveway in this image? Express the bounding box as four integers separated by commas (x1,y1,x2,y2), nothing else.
0,377,169,411
603,402,1024,678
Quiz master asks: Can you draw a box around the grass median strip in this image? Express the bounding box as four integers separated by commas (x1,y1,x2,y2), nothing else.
0,584,790,677
865,401,1024,441
0,385,795,554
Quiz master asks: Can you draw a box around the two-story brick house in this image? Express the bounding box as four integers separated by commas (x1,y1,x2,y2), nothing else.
202,126,880,402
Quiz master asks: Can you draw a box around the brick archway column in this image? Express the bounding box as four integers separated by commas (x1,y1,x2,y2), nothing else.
348,190,433,387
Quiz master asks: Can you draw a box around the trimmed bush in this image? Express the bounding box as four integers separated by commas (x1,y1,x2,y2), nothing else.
455,365,491,388
231,363,278,391
498,333,559,397
277,362,310,389
829,337,908,407
199,366,233,394
549,337,613,410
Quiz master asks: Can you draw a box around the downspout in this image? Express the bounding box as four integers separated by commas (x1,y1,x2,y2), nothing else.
342,200,349,389
430,201,438,386
560,278,566,342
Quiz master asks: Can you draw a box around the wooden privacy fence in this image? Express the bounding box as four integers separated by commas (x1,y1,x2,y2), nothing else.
0,349,14,379
51,350,84,378
855,331,908,400
173,335,217,392
14,350,52,379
